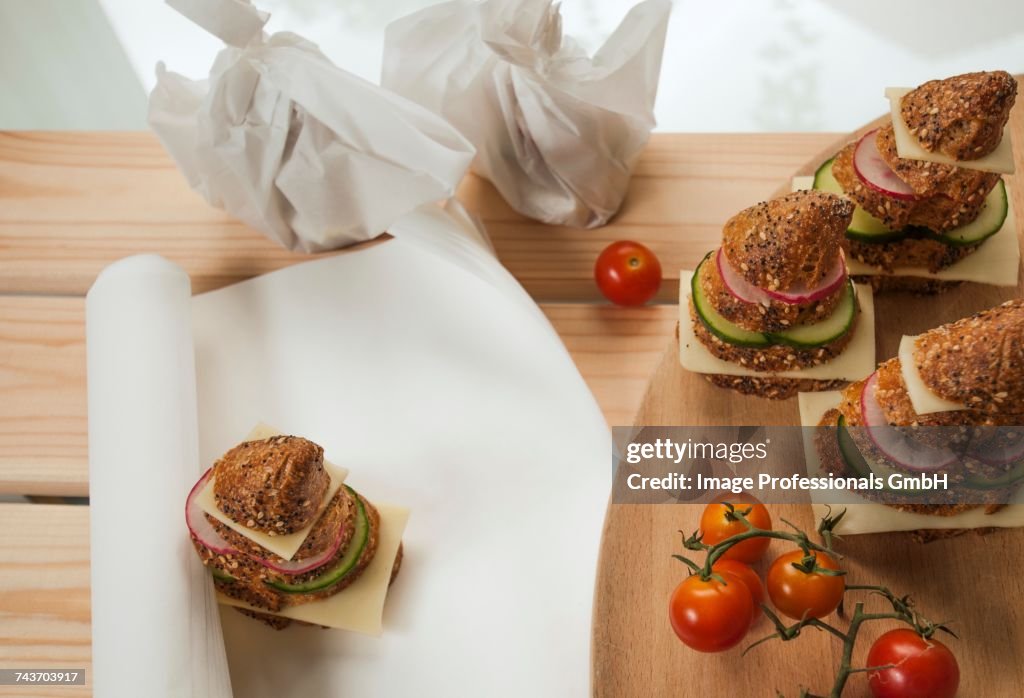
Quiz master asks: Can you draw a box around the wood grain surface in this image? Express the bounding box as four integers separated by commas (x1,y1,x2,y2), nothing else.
0,132,836,301
0,296,676,496
0,504,90,697
593,90,1024,696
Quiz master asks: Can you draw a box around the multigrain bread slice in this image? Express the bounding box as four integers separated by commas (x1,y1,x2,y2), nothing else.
913,299,1024,412
832,134,999,237
212,435,329,535
697,247,845,334
721,190,852,293
237,544,405,630
852,276,962,295
900,71,1017,161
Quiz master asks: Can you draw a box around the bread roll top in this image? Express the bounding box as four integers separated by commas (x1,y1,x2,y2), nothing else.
901,70,1017,161
914,300,1024,414
213,435,329,535
721,190,851,292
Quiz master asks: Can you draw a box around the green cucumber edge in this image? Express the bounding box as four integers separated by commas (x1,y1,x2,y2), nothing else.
690,253,770,348
836,415,925,495
767,281,857,349
264,485,370,594
812,158,904,243
964,460,1024,490
930,179,1008,247
691,253,856,350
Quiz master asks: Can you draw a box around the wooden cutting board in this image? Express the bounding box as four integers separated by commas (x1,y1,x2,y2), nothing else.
592,86,1024,697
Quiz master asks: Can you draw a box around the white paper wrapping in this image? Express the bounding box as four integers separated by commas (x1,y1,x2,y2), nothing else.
86,232,609,694
148,0,476,253
383,0,671,228
86,255,232,698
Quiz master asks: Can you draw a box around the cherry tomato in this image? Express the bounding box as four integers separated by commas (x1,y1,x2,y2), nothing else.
867,629,959,698
766,550,845,620
699,493,773,563
594,241,662,306
712,559,765,619
668,571,754,652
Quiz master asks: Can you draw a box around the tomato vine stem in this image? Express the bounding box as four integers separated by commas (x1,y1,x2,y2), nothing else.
673,506,954,697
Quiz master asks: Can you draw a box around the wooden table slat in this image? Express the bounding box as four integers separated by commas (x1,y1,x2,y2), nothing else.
0,296,676,496
0,503,90,697
0,132,838,301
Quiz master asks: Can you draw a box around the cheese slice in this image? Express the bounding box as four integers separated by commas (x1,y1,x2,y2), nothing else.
197,424,350,561
792,176,1020,286
885,87,1015,174
898,335,966,415
218,501,410,635
797,390,1024,533
678,271,876,381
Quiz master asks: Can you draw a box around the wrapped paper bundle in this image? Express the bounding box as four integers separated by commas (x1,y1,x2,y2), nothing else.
383,0,671,228
149,0,477,253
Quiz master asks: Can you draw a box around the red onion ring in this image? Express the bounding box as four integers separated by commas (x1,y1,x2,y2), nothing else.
185,468,346,575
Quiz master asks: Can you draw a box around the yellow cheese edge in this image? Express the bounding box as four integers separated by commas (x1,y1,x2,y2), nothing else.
678,270,876,381
792,176,1020,286
885,86,1015,174
218,501,410,636
796,391,1024,533
898,335,966,415
196,424,350,561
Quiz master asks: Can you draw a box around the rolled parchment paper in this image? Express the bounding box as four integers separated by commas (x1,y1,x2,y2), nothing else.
86,255,232,698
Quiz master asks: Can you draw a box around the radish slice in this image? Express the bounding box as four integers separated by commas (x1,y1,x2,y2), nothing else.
859,372,957,471
763,251,847,304
853,129,917,201
716,248,772,304
185,468,236,557
716,247,846,306
184,468,344,576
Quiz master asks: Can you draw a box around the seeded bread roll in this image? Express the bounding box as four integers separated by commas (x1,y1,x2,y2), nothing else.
900,71,1017,161
913,300,1024,413
721,191,852,293
213,435,329,535
697,250,845,334
814,408,1007,519
703,374,847,400
832,134,1000,235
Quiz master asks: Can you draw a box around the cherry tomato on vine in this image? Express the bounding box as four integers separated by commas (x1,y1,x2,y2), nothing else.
766,550,845,620
668,571,754,652
711,559,765,619
699,493,773,563
866,629,959,698
594,241,662,306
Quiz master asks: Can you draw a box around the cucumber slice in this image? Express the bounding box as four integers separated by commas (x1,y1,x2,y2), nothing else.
933,179,1008,247
211,568,236,583
836,415,924,494
265,486,370,594
836,415,872,478
690,254,770,347
768,281,857,348
813,158,904,243
964,460,1024,490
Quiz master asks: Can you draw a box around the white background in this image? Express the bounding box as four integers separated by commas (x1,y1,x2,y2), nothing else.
3,0,1023,131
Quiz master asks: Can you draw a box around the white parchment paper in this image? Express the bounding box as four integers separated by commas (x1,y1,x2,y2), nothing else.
86,256,232,698
383,0,671,228
86,232,610,695
149,0,476,253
